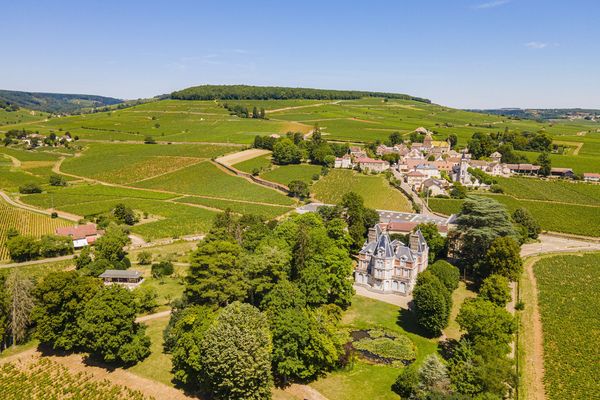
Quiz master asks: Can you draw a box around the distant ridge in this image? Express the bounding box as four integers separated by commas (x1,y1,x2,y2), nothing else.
171,84,430,103
469,107,600,121
0,89,123,114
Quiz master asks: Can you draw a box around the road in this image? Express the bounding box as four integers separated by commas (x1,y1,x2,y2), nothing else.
392,169,435,216
520,233,600,257
0,254,75,269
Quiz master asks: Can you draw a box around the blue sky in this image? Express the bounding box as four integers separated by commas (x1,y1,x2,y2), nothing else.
1,0,599,108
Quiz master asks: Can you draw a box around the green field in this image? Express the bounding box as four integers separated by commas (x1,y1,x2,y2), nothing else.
0,108,48,126
232,153,272,173
534,253,600,399
312,169,412,211
174,196,294,219
260,164,322,186
428,193,600,237
495,177,600,206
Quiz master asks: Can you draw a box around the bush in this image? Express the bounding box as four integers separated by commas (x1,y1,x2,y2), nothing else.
479,274,511,307
489,184,504,193
49,174,67,187
7,235,40,262
137,251,152,265
353,336,416,362
288,180,310,199
19,183,42,194
311,173,320,181
133,286,159,313
392,364,419,398
151,260,174,278
428,260,460,291
50,212,58,218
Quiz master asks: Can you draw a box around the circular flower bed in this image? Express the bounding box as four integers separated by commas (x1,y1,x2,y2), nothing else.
350,328,416,366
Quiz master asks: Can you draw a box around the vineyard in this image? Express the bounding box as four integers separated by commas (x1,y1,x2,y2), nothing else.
0,358,153,400
534,253,600,399
0,197,71,261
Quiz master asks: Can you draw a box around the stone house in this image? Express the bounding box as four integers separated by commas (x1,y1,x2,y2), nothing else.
355,226,429,296
356,157,389,173
334,154,353,169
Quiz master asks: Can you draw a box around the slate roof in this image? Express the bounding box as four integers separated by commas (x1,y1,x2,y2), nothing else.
99,269,142,279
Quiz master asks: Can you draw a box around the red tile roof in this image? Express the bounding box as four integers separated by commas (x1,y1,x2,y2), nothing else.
356,157,387,164
56,224,102,240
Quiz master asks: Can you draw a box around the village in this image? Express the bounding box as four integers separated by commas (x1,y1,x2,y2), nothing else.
334,127,600,197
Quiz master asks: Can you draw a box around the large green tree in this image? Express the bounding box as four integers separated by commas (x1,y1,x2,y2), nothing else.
483,236,523,281
456,298,516,350
479,274,512,307
200,302,273,400
272,138,302,165
416,223,447,261
185,239,247,307
78,285,150,364
413,276,450,336
32,271,101,350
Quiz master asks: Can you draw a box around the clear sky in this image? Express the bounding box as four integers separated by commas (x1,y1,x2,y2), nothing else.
1,0,599,109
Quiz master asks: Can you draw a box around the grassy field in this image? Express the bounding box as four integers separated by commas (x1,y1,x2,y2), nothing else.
232,153,272,173
174,196,294,219
312,169,412,211
128,316,174,386
443,281,477,340
0,197,72,262
533,253,600,399
494,177,600,206
310,295,437,400
260,164,322,186
429,192,600,237
0,108,48,126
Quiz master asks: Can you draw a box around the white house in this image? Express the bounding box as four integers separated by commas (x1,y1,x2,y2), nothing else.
334,154,353,169
356,157,389,173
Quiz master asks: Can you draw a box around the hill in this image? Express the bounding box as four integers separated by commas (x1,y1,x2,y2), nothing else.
469,108,600,121
0,89,123,114
170,84,431,103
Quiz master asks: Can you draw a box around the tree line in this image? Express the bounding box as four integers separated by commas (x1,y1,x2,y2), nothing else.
170,84,431,103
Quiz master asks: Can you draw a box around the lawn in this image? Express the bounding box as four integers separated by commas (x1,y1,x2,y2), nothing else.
136,263,187,311
128,316,175,386
310,295,438,400
443,281,477,340
260,164,322,186
312,169,412,211
533,253,600,399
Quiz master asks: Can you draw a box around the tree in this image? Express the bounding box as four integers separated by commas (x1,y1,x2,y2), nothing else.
340,192,379,251
483,237,522,281
512,207,541,239
413,277,450,336
263,281,342,383
151,260,174,278
185,239,247,307
168,305,218,386
94,227,130,267
288,180,309,199
479,274,511,307
200,302,273,399
456,298,516,350
19,183,42,194
416,223,447,261
392,364,420,398
38,235,73,258
75,246,92,269
419,354,451,395
450,182,467,199
49,174,67,186
272,139,302,165
536,152,552,176
32,271,101,350
243,241,291,306
136,250,152,265
389,131,403,146
428,260,460,292
5,271,34,347
453,196,517,273
78,285,150,364
7,236,39,262
448,134,458,149
113,203,138,225
133,286,159,313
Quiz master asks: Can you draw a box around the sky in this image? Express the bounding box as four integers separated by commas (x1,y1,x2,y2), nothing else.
1,0,599,109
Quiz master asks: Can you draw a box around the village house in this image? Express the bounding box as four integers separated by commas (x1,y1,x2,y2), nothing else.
355,226,429,296
583,172,600,183
349,146,367,158
406,170,426,188
421,178,449,196
550,167,575,179
356,157,389,173
56,224,104,248
99,269,144,289
415,164,441,179
334,154,353,169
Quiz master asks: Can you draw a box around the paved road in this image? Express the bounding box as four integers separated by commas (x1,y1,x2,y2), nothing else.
520,234,600,257
392,170,434,216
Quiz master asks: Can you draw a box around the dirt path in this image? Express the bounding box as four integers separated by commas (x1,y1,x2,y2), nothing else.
214,148,270,166
285,384,329,400
136,310,172,323
2,153,21,167
519,256,547,400
0,254,75,269
267,101,340,114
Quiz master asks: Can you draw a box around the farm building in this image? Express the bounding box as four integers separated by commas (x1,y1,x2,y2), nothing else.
583,172,600,183
550,168,575,178
99,269,144,289
55,224,104,248
355,226,429,296
505,163,540,175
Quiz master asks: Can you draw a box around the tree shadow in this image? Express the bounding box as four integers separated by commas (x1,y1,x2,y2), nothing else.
396,308,438,339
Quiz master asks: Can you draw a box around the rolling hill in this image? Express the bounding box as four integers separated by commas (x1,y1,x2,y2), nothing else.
0,89,123,114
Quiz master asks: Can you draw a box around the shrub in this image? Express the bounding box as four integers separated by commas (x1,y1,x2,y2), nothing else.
19,183,42,194
151,260,174,278
489,184,504,193
50,212,58,218
288,180,310,199
428,260,460,291
137,251,152,265
49,174,67,187
353,336,416,362
479,274,512,307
